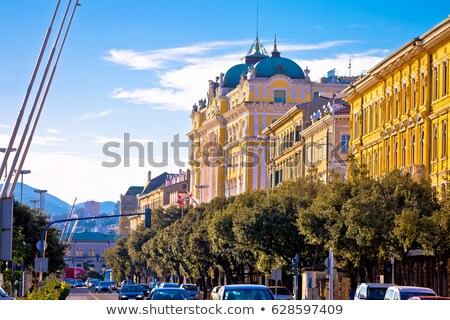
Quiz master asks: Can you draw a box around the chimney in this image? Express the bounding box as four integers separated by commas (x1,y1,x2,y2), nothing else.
147,171,151,182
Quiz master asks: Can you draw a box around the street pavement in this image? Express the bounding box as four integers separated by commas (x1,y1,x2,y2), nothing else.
66,287,119,300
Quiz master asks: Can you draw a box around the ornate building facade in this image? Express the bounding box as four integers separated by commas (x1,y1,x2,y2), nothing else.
261,98,351,186
188,36,350,202
343,17,450,194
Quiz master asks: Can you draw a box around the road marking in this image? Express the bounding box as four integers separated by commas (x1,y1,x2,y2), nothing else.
88,290,99,300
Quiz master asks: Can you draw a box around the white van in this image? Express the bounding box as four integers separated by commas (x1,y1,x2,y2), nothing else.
384,286,436,300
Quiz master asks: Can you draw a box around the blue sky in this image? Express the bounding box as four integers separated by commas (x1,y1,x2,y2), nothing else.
0,0,449,204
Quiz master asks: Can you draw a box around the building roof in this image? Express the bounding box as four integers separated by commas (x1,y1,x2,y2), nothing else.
223,63,252,88
140,172,170,196
125,186,144,196
222,36,305,88
254,55,305,79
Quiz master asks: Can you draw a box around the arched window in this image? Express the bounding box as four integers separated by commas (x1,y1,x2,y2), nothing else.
369,106,372,132
433,124,438,161
375,103,379,129
374,153,378,176
402,136,407,168
420,127,425,164
442,121,447,158
394,139,398,169
411,132,416,165
386,144,390,172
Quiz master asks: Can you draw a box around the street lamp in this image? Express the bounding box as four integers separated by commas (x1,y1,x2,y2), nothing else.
19,169,31,204
34,189,47,214
194,184,209,204
29,199,39,210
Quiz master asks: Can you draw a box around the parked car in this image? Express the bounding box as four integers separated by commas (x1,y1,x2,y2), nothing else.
118,284,145,300
96,281,112,293
147,288,191,300
180,283,200,300
268,286,294,300
218,284,275,300
210,286,222,300
384,286,437,300
354,283,394,300
139,284,151,297
0,286,13,300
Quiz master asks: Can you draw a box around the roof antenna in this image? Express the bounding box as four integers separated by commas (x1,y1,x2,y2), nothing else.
348,57,352,77
256,3,259,39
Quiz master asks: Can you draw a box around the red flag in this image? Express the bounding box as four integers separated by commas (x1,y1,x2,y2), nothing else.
177,194,186,206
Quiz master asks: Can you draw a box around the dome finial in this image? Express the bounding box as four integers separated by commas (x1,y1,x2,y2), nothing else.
271,34,281,57
274,34,278,52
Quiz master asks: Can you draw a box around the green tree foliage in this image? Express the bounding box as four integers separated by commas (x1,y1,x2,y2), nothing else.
12,202,66,273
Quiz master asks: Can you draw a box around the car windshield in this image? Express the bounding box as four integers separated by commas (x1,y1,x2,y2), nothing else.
400,291,436,300
182,285,198,291
367,287,388,300
270,287,292,296
139,285,149,289
225,288,272,300
121,286,141,292
153,290,190,300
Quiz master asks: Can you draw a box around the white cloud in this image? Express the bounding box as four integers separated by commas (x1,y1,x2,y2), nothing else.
106,39,388,111
46,128,60,134
33,135,66,146
0,133,65,147
78,109,114,120
104,40,251,71
0,124,12,129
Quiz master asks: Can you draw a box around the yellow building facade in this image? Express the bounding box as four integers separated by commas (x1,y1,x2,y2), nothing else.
188,36,349,202
261,98,351,186
344,17,450,194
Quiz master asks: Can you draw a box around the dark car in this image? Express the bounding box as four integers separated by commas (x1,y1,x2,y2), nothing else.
218,284,275,300
147,288,191,300
0,286,13,300
96,281,112,293
180,283,200,300
118,284,145,300
139,284,151,297
75,279,85,287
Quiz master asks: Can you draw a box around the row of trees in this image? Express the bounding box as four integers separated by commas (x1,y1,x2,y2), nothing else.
105,164,450,296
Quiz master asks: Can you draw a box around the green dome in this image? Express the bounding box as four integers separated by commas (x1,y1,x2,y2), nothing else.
223,63,252,88
254,56,305,79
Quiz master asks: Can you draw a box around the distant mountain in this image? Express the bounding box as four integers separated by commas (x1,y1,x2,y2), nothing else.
0,182,72,215
0,183,118,216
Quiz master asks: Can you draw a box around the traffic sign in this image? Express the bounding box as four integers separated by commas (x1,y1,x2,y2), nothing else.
36,240,48,253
